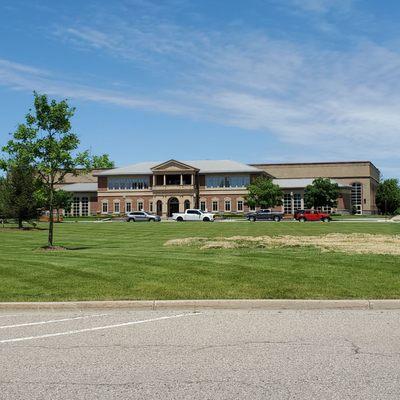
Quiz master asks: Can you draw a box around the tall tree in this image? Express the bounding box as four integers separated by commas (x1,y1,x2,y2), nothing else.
304,178,340,209
245,176,283,209
0,163,39,228
1,92,89,246
375,178,400,215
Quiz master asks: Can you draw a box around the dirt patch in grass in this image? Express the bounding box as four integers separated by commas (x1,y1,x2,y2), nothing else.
38,246,68,252
165,233,400,255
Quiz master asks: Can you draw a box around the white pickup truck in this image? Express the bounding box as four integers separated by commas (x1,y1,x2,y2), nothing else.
172,209,215,222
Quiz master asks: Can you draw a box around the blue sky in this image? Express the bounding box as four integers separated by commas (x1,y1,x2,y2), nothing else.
0,0,399,178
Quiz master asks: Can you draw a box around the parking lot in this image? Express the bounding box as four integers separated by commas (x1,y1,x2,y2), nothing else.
1,308,400,399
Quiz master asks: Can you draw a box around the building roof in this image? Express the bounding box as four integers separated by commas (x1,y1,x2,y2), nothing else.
273,178,351,189
61,183,98,192
95,160,263,176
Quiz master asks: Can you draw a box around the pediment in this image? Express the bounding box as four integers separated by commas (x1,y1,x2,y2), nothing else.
151,159,199,172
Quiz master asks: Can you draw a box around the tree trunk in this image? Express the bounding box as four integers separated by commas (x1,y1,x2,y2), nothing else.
48,186,54,247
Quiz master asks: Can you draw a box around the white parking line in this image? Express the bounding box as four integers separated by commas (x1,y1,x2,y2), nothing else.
0,313,200,344
0,314,107,329
0,315,20,319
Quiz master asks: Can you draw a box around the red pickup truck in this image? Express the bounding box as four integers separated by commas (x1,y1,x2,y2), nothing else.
294,210,331,222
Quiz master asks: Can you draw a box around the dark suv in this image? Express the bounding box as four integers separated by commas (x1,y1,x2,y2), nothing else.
294,210,331,222
246,209,283,222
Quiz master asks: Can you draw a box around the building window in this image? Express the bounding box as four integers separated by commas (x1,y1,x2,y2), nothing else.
81,197,89,216
237,200,243,211
200,201,206,211
205,175,250,188
351,182,363,214
149,202,153,212
212,200,218,212
126,201,132,213
102,201,108,214
249,204,256,211
72,197,80,216
137,201,144,211
283,193,292,214
293,193,302,213
114,201,120,214
108,177,149,190
184,200,190,210
225,200,231,212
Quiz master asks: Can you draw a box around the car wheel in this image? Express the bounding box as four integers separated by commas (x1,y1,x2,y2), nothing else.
299,217,306,222
177,217,183,222
130,218,135,222
249,216,256,222
149,218,154,222
274,216,281,222
322,217,330,222
203,217,210,222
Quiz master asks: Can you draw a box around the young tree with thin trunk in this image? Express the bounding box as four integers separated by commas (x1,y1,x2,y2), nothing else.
2,92,89,246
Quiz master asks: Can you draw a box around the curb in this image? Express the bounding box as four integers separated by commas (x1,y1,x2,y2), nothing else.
1,299,400,311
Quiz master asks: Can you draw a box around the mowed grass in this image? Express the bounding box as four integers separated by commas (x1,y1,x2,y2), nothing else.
0,221,399,301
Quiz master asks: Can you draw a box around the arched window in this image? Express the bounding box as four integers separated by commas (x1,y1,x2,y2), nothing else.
184,200,190,210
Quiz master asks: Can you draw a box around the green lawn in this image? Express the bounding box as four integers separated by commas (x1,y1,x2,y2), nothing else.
1,221,399,301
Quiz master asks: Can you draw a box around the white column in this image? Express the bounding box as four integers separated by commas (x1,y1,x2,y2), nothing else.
163,175,166,186
180,174,183,185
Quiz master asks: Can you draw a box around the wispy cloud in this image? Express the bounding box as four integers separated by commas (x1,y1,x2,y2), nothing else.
1,0,400,168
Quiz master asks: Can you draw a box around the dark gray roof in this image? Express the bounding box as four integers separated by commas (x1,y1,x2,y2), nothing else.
61,183,98,192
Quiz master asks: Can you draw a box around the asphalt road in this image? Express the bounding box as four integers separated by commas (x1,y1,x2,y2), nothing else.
0,309,399,399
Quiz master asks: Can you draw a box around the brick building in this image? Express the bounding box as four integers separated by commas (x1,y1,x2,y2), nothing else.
61,159,380,217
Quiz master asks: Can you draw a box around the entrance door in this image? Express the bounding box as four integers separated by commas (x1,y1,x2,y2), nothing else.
156,200,163,216
168,197,180,217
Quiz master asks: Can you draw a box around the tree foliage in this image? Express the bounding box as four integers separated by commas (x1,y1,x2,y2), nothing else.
90,154,114,169
1,92,89,245
304,178,340,209
0,163,39,228
245,176,283,209
375,178,400,215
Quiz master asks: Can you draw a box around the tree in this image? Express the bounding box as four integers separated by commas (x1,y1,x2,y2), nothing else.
0,176,7,223
35,188,73,222
54,190,73,221
0,163,39,228
245,176,283,209
375,178,400,215
90,154,114,169
304,178,340,209
1,92,89,246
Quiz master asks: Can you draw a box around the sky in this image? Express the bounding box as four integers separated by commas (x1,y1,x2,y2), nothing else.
0,0,399,178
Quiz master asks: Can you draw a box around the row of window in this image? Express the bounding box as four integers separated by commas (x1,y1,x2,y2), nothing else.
107,175,251,191
70,197,89,217
200,199,245,212
108,177,150,190
205,175,250,188
102,200,146,214
101,199,247,214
